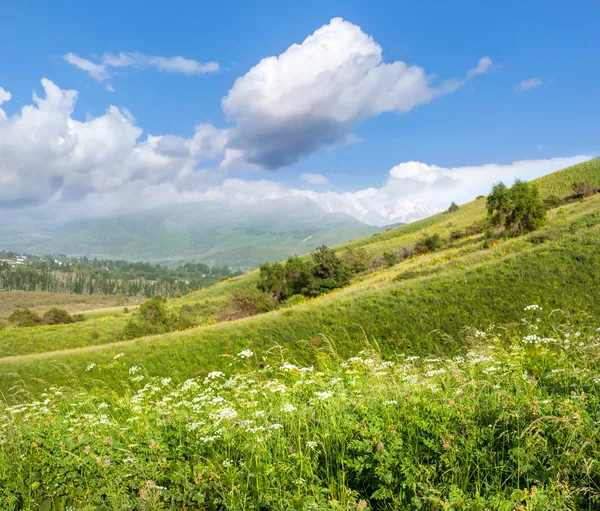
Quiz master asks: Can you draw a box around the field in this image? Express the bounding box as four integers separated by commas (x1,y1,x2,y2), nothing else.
0,159,599,509
2,314,600,509
0,291,144,323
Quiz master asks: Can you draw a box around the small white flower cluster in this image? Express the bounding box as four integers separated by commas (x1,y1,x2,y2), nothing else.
524,304,542,311
129,366,140,375
238,349,254,359
425,368,446,378
280,362,298,372
86,363,96,372
216,407,238,421
305,441,318,449
314,391,333,400
113,353,125,360
282,403,296,413
204,371,225,383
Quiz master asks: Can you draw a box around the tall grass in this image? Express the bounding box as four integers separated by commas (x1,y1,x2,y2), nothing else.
2,312,599,510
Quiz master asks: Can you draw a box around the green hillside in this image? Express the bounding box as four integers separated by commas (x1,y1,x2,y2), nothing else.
1,197,379,269
0,159,598,395
1,159,600,510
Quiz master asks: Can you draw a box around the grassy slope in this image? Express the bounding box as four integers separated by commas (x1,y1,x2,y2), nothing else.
0,159,598,395
0,291,143,323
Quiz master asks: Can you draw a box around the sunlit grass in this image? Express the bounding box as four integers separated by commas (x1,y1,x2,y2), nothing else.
2,313,599,509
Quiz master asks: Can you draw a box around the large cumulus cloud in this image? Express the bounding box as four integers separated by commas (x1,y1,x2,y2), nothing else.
222,17,491,169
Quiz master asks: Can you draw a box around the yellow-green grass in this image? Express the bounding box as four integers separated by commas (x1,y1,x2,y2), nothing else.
0,314,132,358
3,319,599,509
0,290,144,323
2,188,595,361
1,200,599,397
0,159,598,396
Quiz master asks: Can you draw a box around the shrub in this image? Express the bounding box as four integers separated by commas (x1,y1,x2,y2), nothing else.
382,251,399,268
8,308,42,327
122,297,174,339
450,230,466,241
281,294,307,308
447,201,459,213
415,233,443,253
222,288,276,320
399,246,417,260
340,247,369,274
572,180,595,198
544,194,564,209
42,308,74,325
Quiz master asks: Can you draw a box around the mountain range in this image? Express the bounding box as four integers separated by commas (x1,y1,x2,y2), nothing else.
0,197,384,269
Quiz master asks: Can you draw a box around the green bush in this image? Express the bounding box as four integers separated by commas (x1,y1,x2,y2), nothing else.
259,247,351,301
415,233,443,253
281,294,307,307
447,201,459,213
544,194,564,209
42,308,74,325
487,179,547,234
8,308,42,327
221,287,276,320
382,250,399,267
340,247,370,273
122,297,174,339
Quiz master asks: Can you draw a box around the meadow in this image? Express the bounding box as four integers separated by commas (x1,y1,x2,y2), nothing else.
2,312,599,510
0,291,143,323
0,159,599,510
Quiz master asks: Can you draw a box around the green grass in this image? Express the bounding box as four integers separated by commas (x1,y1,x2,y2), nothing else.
0,159,598,395
1,201,599,395
0,314,131,358
2,316,600,510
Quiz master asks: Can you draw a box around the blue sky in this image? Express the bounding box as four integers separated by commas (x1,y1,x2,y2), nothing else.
0,1,598,224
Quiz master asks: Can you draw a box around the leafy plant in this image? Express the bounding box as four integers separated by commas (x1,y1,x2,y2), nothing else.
487,179,547,234
8,307,42,327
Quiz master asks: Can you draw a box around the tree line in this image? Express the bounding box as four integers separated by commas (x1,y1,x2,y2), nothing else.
0,259,239,298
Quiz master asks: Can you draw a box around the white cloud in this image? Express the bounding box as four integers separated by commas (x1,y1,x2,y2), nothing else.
0,79,590,228
0,87,11,121
300,173,328,185
515,77,542,93
64,53,111,81
105,84,115,92
0,79,228,212
222,17,491,169
64,51,219,81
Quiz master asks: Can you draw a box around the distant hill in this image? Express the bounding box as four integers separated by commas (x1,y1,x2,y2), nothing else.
0,197,380,269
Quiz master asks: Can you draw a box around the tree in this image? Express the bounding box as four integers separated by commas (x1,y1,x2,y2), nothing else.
258,262,287,301
284,256,313,296
382,251,399,267
486,182,511,228
486,179,547,235
447,202,459,213
508,180,547,234
306,246,351,296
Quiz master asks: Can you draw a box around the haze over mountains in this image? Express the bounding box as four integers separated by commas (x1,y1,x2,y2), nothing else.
0,197,388,268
